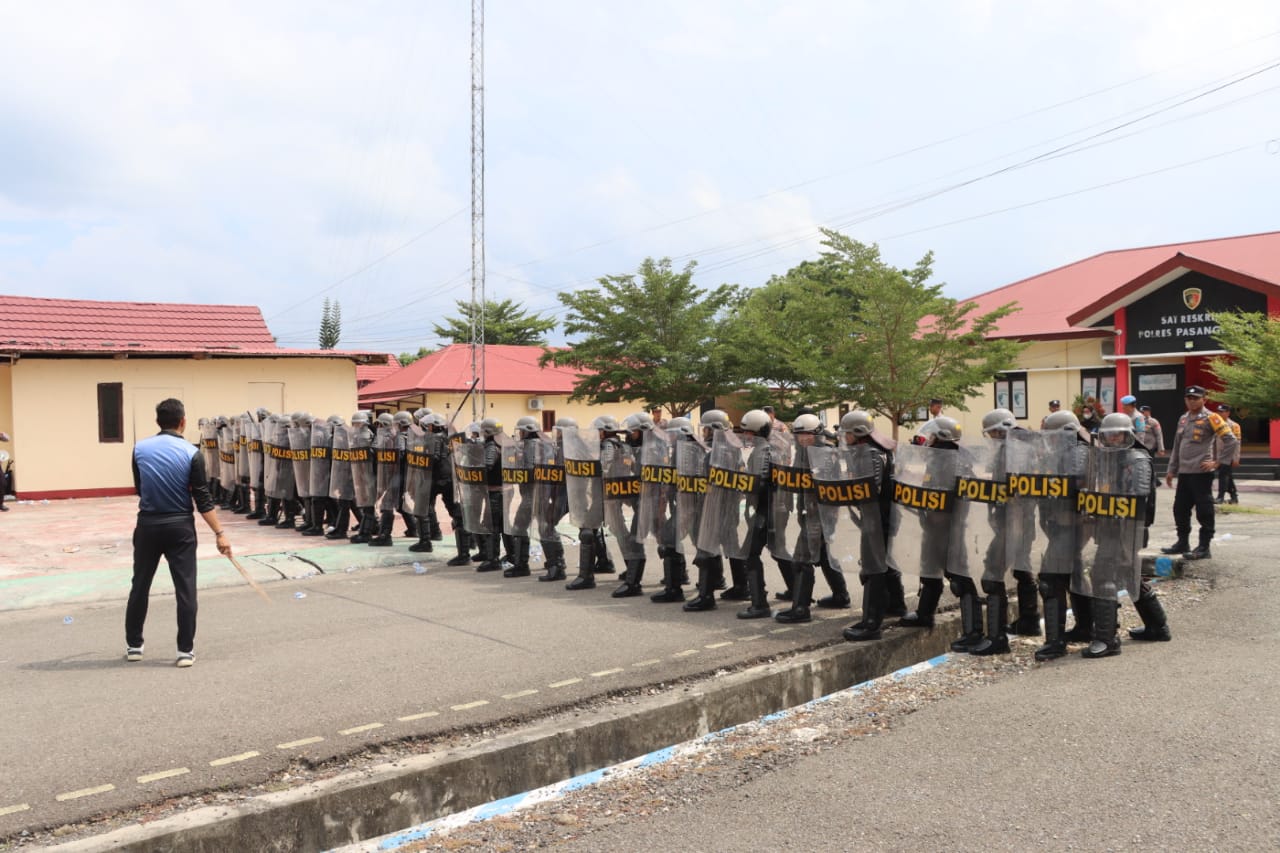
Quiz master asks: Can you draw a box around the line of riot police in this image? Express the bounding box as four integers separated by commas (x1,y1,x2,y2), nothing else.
199,403,1172,661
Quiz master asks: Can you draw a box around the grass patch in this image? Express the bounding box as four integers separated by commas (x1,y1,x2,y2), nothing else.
1218,504,1280,516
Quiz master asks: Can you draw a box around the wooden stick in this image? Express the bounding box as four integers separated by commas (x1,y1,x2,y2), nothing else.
226,554,272,603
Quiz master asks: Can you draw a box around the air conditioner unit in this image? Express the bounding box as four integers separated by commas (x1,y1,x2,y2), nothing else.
527,397,544,411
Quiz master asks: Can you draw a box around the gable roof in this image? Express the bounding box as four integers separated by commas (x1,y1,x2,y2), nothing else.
0,294,380,361
358,343,584,403
961,230,1280,340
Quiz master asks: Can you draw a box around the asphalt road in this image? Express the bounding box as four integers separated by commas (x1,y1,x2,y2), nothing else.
0,550,849,837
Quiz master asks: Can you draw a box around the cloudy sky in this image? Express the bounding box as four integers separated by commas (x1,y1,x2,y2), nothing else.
2,1,1278,354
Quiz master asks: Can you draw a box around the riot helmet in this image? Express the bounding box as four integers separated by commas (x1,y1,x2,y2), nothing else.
515,416,540,436
667,416,694,437
327,414,344,426
429,413,447,430
393,411,413,428
256,406,272,421
413,407,432,421
590,414,620,433
839,410,875,439
480,417,503,437
700,409,731,440
981,408,1017,439
351,411,370,426
1098,412,1136,448
554,415,578,430
376,412,394,429
791,413,822,434
928,416,962,445
739,409,772,437
623,412,655,432
1042,410,1081,432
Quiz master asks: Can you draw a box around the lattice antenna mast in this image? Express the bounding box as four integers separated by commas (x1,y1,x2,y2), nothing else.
468,0,486,420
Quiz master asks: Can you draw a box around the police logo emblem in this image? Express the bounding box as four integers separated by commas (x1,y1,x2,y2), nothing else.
1183,287,1202,310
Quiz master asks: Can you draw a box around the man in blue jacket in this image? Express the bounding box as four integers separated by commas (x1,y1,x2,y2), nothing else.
126,398,232,668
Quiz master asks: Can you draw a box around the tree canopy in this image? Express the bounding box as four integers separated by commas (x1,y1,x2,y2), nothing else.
432,298,556,346
541,258,740,417
318,298,341,349
1210,311,1280,419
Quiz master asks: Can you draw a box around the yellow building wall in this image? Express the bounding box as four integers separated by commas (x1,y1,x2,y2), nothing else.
371,392,651,433
11,357,359,496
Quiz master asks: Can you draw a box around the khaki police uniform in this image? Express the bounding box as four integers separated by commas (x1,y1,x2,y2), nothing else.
1167,398,1237,553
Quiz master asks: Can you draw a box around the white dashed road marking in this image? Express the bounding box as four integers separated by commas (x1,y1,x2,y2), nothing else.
55,784,115,802
451,700,489,711
502,689,539,699
210,751,260,767
0,803,30,817
398,711,439,722
339,723,384,735
137,768,189,784
277,737,324,749
548,678,582,688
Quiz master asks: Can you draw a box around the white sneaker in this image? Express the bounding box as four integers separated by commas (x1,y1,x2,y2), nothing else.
126,646,144,662
175,652,195,668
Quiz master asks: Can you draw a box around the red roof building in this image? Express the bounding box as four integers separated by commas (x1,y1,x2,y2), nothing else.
359,343,583,405
356,353,402,389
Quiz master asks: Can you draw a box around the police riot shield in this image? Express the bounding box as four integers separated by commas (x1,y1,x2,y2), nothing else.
454,441,492,535
768,432,823,564
1073,445,1150,603
809,443,887,578
602,439,644,559
235,415,251,482
949,440,1009,585
374,428,401,512
1005,430,1075,578
200,421,219,479
888,442,958,581
697,430,762,560
289,424,312,500
218,425,236,487
247,417,264,487
675,437,709,552
637,428,678,549
402,427,435,517
350,425,375,507
531,435,567,541
562,427,605,531
502,437,535,537
309,420,333,499
272,420,297,501
329,423,355,502
262,417,280,499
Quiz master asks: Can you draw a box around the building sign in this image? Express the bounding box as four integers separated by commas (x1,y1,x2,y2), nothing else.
1124,271,1266,355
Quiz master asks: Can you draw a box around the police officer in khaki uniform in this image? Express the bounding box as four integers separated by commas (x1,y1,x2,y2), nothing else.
1214,404,1242,505
1161,386,1238,560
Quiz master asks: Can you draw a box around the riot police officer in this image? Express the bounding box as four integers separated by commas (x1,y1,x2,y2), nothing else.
503,416,542,577
428,414,473,566
736,409,774,620
897,416,963,630
1162,385,1238,560
609,413,650,598
474,417,508,571
535,416,573,581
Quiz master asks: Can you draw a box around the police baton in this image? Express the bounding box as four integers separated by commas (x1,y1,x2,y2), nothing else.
225,554,272,603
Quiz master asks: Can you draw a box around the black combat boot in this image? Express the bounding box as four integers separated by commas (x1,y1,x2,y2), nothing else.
349,507,374,544
409,518,434,553
774,559,796,602
843,573,887,642
246,487,266,520
612,558,645,597
1063,591,1094,642
593,530,615,574
1081,599,1121,658
651,550,687,603
969,588,1010,656
720,558,750,601
476,533,502,571
326,501,352,539
446,527,472,566
884,568,908,618
1185,531,1212,561
899,578,943,628
737,559,771,619
427,507,443,540
400,512,418,539
1128,582,1171,641
683,555,720,611
1034,591,1068,661
1007,572,1041,636
816,559,851,609
949,587,985,652
275,501,298,530
368,510,395,546
1160,535,1190,555
258,498,280,526
567,534,597,590
538,539,567,581
301,498,326,536
504,537,531,577
775,564,815,623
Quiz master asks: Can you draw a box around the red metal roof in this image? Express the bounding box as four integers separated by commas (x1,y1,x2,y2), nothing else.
356,353,402,387
0,294,380,361
963,230,1280,339
358,344,585,402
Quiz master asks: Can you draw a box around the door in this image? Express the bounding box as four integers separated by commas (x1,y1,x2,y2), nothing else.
1131,365,1185,448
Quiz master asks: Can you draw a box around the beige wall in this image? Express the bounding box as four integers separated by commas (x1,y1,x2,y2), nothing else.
11,357,359,496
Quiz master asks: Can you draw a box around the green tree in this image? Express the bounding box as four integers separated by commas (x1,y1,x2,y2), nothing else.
397,346,433,366
318,298,342,349
432,298,556,346
804,230,1025,438
1210,311,1280,419
542,258,740,417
